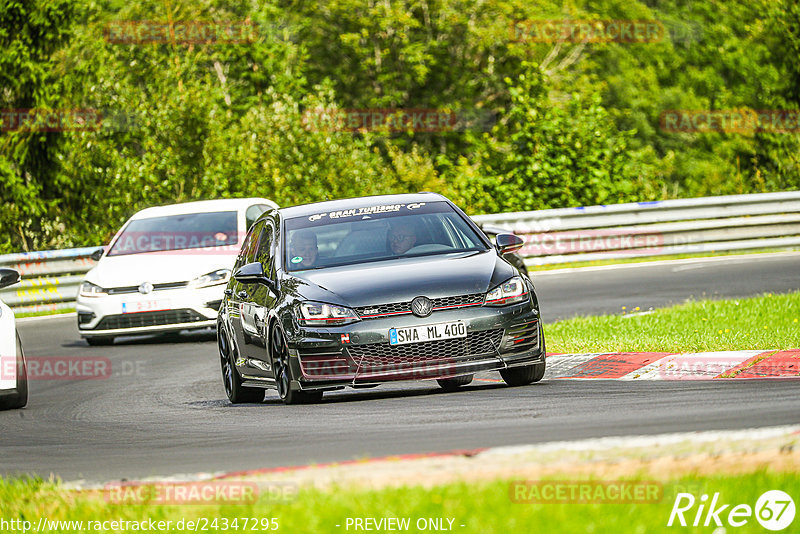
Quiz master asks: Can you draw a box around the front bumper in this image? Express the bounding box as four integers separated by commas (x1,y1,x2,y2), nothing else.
286,301,543,390
76,285,224,337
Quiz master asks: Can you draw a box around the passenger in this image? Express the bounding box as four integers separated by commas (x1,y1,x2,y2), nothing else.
290,231,318,268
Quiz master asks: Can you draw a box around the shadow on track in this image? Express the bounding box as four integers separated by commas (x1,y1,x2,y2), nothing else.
65,328,216,348
190,381,551,409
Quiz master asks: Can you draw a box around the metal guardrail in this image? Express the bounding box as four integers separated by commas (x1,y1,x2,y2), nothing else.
2,192,799,313
472,191,800,266
0,247,99,314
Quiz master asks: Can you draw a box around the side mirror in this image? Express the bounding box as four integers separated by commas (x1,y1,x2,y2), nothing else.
495,233,524,255
0,268,21,290
233,262,276,289
90,248,105,261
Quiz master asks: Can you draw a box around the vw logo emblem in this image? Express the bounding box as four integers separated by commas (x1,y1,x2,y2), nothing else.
138,282,154,294
411,296,433,317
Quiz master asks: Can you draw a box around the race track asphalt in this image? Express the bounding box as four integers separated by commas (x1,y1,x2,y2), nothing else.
2,253,798,482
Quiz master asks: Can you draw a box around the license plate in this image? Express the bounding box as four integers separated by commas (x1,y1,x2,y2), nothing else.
122,299,171,314
389,321,467,346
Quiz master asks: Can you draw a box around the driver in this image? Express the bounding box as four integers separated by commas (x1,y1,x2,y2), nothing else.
290,231,318,268
387,220,418,255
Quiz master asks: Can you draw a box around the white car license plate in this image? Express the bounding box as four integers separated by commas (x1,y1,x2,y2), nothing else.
389,321,467,346
122,299,171,314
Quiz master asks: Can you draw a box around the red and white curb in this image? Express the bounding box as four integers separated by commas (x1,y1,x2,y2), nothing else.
541,349,800,380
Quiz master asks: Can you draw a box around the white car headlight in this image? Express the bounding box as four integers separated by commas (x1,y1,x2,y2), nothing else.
484,276,528,306
190,269,231,288
297,301,360,326
79,281,108,297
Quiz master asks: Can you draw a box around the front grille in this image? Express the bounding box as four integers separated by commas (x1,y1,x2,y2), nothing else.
94,309,205,330
298,346,350,378
107,281,188,295
298,346,345,359
503,319,539,352
432,293,485,309
355,301,410,317
347,329,503,368
355,293,484,319
77,311,95,325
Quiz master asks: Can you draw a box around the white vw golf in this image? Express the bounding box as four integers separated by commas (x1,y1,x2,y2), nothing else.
1,268,27,410
77,198,277,345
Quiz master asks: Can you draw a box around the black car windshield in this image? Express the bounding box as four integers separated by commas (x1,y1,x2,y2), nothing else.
108,211,238,256
284,201,489,271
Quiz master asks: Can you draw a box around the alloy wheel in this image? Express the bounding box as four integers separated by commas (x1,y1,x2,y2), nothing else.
271,326,291,400
218,327,234,398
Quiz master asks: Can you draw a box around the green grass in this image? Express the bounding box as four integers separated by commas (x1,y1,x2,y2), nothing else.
1,471,797,533
547,291,800,353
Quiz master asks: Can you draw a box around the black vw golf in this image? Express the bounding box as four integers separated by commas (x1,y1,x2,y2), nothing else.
217,193,545,404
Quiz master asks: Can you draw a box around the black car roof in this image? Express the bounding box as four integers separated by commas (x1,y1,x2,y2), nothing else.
278,192,449,219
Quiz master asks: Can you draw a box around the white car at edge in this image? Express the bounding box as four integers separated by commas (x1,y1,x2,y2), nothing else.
1,268,28,410
77,198,277,345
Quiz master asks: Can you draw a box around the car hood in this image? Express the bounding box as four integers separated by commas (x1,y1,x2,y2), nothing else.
288,250,514,307
85,252,238,288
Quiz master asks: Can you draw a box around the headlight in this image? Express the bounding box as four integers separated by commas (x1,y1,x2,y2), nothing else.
297,301,360,326
79,281,108,297
190,269,231,288
484,276,528,306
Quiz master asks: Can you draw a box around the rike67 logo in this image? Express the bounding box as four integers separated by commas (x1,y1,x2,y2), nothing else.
668,490,795,531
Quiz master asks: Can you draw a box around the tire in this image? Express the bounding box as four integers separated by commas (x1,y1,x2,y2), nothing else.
218,324,264,404
0,331,28,410
500,361,545,386
86,336,114,346
500,326,546,387
437,374,473,391
270,324,322,405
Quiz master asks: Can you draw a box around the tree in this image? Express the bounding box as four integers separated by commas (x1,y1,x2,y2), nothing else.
0,0,77,251
447,63,658,214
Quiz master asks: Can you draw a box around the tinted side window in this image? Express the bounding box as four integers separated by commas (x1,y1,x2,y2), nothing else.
255,221,276,275
245,204,270,230
235,220,264,270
